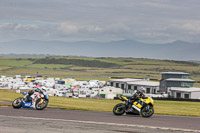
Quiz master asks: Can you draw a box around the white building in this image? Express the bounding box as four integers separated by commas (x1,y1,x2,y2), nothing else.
109,78,143,89
109,78,159,95
169,87,200,99
127,80,159,94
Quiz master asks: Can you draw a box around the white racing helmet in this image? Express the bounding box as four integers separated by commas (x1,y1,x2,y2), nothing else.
139,87,146,93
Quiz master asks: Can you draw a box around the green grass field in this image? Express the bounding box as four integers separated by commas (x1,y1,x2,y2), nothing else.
1,57,200,116
0,57,200,82
0,60,32,67
1,90,200,117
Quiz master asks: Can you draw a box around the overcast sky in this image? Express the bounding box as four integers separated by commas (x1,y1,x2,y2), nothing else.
0,0,200,43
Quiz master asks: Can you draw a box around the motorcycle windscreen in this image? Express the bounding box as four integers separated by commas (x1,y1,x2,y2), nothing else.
21,101,32,108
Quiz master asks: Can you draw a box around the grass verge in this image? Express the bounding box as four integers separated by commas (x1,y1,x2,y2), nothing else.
0,90,200,117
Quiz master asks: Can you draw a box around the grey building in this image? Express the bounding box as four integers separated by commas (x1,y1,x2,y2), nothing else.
159,72,195,93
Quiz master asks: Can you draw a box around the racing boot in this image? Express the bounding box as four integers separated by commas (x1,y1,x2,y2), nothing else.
126,100,133,112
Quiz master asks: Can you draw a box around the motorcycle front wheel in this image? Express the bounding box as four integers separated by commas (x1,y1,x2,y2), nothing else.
35,98,48,110
113,103,125,115
141,104,154,118
12,97,23,109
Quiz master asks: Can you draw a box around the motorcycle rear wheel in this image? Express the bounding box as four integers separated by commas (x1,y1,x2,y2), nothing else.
12,97,22,109
113,103,125,115
141,105,154,118
35,98,48,110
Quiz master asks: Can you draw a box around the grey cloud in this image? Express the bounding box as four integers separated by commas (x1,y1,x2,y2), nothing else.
1,0,200,43
58,22,79,35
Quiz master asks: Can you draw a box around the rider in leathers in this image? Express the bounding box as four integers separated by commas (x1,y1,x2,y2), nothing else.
127,88,146,109
24,85,43,102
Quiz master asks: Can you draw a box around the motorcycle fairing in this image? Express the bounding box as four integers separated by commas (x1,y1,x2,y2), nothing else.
21,101,33,108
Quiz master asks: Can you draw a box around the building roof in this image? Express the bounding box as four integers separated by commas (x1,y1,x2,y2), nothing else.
162,72,189,75
109,78,142,82
165,78,195,82
127,81,159,87
170,87,200,92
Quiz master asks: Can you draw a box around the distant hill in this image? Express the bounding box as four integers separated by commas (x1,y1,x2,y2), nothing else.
0,53,51,57
189,60,200,64
0,39,200,60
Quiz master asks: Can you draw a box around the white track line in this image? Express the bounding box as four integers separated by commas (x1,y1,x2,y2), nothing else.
0,115,199,132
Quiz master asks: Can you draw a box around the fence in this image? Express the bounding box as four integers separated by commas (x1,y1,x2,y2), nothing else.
152,97,200,102
114,96,200,102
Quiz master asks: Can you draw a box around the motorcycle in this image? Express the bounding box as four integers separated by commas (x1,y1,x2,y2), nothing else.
113,91,154,118
12,89,49,110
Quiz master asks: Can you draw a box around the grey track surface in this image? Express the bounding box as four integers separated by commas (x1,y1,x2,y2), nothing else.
0,107,200,133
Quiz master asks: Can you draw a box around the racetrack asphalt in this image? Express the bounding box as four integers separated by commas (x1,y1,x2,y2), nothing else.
0,107,200,133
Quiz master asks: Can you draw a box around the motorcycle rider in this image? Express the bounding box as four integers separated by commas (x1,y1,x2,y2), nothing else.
24,85,42,102
127,87,146,110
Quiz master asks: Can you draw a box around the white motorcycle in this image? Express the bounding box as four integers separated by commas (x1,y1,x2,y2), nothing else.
12,89,49,110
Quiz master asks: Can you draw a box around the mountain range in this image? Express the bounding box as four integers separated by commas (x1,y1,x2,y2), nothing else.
0,39,200,60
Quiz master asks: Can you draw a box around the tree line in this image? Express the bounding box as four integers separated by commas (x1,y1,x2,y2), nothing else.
33,58,120,68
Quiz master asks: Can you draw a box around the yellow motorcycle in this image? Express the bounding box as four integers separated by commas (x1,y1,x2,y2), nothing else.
113,91,154,118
